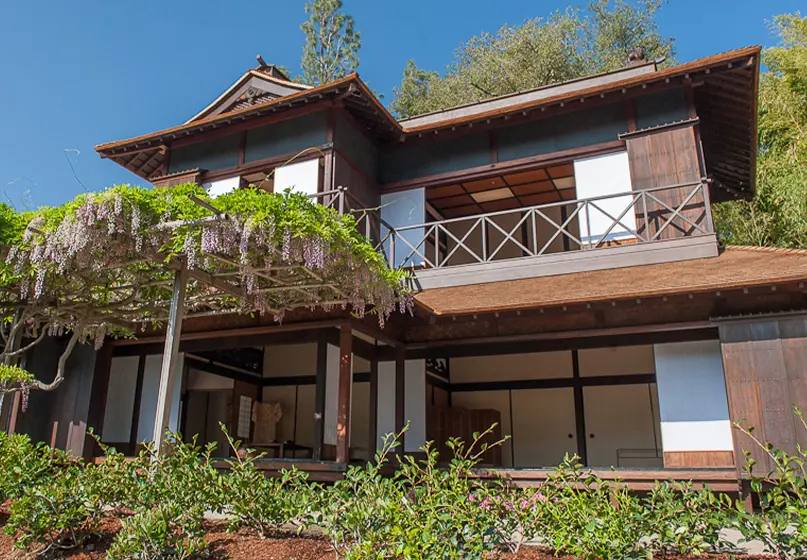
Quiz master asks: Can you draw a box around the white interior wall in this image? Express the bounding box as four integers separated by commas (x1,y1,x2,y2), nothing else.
137,354,184,443
654,340,733,452
187,369,234,391
351,382,371,459
263,343,317,377
203,176,240,197
451,351,573,383
294,385,316,448
511,388,577,466
377,362,396,450
573,151,635,243
583,384,661,467
101,356,139,443
578,345,655,377
275,159,320,196
381,188,426,267
405,359,426,452
450,390,513,467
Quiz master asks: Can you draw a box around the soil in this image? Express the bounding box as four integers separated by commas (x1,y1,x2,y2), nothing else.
0,517,777,560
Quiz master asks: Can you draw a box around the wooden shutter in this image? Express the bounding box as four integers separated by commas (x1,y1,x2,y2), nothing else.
624,123,705,240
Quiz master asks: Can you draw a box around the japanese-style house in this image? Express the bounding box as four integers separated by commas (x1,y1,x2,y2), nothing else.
12,46,807,493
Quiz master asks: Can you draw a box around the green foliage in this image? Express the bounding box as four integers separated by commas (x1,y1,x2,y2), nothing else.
217,425,320,537
713,13,807,249
4,465,104,554
106,502,207,560
645,481,733,554
391,0,675,118
300,0,361,86
320,425,513,560
0,363,33,387
0,431,76,503
731,406,807,560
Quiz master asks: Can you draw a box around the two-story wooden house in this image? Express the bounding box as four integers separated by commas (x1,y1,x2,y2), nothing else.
16,46,807,494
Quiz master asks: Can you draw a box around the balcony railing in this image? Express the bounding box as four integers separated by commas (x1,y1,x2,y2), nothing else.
376,181,714,270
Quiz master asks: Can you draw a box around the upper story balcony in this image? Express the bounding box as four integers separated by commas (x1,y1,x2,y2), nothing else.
324,178,718,291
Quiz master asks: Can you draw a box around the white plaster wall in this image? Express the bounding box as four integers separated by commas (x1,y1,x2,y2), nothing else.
377,361,396,450
203,176,240,197
381,188,426,268
187,369,234,391
574,151,635,243
263,343,317,377
137,354,184,443
275,159,320,196
654,340,733,452
451,351,572,383
101,356,139,442
578,345,655,377
405,359,427,452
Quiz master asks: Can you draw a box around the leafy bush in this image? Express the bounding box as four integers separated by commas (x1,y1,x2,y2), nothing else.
320,425,512,560
217,425,319,537
645,480,733,555
106,502,207,560
0,431,76,502
4,465,103,554
537,456,649,560
731,406,807,560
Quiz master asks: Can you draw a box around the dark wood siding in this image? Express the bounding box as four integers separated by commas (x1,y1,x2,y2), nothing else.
626,124,705,240
719,317,807,473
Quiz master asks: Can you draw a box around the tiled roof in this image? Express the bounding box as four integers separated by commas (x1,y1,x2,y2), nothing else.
414,246,807,316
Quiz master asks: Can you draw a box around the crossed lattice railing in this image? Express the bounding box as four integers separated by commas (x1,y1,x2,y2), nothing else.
374,181,714,270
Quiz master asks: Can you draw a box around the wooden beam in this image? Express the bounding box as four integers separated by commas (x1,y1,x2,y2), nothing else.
369,351,379,454
128,355,146,450
395,345,406,452
83,343,114,461
335,325,353,463
571,350,588,465
450,373,656,393
152,262,188,451
313,334,327,460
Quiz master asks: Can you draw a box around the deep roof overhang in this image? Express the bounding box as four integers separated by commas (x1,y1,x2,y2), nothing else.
96,46,761,196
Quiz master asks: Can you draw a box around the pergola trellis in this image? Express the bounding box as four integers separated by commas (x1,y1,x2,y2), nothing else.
1,186,409,451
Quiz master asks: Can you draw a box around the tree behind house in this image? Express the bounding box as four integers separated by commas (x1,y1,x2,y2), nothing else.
300,0,361,86
713,13,807,249
391,0,676,118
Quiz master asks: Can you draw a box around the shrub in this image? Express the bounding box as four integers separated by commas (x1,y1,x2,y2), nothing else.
731,406,807,560
645,480,733,555
4,465,103,554
217,425,319,537
320,425,511,560
106,502,207,560
0,431,76,502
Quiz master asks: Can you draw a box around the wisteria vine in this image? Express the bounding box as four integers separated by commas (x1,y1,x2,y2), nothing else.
0,183,413,392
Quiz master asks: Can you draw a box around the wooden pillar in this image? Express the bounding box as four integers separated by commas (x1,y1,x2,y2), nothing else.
83,343,113,461
571,350,588,465
313,334,327,460
152,263,187,451
369,350,378,455
128,354,146,453
335,325,352,464
395,345,406,452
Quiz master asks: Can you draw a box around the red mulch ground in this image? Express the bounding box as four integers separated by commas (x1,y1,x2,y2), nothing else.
0,511,776,560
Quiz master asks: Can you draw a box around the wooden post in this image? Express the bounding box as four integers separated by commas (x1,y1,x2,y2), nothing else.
152,262,187,451
335,325,352,463
368,350,378,455
395,345,406,453
571,350,588,465
83,343,113,461
313,334,327,460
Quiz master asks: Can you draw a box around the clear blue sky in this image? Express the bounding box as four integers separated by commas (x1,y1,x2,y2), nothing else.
0,0,801,209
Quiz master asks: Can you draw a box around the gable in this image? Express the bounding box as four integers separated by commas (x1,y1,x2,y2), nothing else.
188,70,310,123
